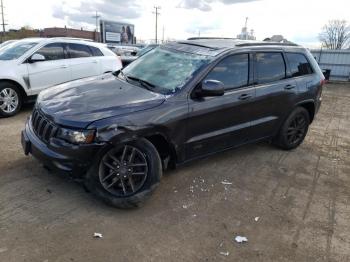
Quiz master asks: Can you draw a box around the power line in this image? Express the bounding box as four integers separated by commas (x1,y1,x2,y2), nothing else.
153,6,161,44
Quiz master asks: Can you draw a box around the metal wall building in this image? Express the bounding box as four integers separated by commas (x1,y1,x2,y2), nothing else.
311,49,350,81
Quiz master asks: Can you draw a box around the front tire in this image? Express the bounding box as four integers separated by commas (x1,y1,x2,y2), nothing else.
0,82,22,117
275,107,310,150
85,139,162,209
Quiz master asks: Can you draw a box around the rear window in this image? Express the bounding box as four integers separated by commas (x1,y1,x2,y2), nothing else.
89,46,104,57
68,43,93,58
286,53,313,77
255,53,286,84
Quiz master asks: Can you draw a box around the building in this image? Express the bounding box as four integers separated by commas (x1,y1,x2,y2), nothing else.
41,27,99,41
237,17,256,40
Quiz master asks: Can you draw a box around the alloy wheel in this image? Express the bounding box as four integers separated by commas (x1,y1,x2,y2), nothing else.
286,114,307,145
99,145,148,197
0,88,19,113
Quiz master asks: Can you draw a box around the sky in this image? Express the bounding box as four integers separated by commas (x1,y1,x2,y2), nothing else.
3,0,350,47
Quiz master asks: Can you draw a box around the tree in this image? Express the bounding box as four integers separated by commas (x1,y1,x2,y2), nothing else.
319,20,350,49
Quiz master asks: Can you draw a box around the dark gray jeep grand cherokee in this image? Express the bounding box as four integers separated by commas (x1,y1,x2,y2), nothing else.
22,39,325,208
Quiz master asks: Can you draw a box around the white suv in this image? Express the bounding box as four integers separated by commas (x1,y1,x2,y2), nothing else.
0,38,122,117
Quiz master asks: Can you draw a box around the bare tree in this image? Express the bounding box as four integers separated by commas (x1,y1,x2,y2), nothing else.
319,20,350,49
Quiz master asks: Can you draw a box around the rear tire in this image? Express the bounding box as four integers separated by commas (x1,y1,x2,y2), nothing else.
275,107,310,150
85,138,162,209
0,82,23,117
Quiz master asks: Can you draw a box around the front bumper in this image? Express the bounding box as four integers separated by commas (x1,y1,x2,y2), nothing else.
22,118,104,177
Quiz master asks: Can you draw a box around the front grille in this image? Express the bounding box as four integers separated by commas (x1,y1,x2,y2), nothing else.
31,109,59,143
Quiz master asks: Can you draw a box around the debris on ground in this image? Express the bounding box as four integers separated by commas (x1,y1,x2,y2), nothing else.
93,233,103,238
221,181,232,185
0,247,8,253
234,236,248,243
254,217,260,222
219,251,230,256
182,205,188,209
46,189,52,194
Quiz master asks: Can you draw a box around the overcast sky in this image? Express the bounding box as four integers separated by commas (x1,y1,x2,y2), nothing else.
3,0,350,47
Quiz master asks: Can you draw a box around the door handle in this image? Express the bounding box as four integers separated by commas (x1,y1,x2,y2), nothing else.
238,93,252,100
284,84,296,90
60,65,68,69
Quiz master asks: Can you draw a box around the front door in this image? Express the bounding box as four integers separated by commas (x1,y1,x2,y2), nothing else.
248,52,298,140
186,53,256,159
26,43,71,94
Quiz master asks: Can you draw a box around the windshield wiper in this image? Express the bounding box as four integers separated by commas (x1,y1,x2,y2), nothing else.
113,70,130,83
126,75,157,91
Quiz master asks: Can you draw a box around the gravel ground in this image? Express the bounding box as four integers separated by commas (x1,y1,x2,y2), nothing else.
0,83,349,262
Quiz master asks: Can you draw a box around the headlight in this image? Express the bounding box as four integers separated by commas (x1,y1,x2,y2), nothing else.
57,128,96,144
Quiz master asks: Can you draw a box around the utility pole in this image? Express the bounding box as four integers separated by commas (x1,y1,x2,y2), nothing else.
0,0,7,43
153,6,161,44
92,11,100,42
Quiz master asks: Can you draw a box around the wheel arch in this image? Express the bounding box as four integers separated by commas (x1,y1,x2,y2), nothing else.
0,79,27,100
99,128,178,170
296,100,315,123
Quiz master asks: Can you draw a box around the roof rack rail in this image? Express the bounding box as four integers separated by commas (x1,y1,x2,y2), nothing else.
187,37,236,40
50,37,94,42
177,41,220,49
236,42,298,47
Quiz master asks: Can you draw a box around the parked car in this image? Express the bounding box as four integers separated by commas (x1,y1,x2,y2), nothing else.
22,39,325,208
136,44,158,57
107,45,141,67
0,38,122,117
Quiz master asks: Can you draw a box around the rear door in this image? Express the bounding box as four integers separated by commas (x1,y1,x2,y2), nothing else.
284,52,315,92
66,43,100,80
26,43,71,93
186,53,256,159
248,51,298,140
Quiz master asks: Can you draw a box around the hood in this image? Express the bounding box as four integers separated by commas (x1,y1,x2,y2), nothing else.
37,74,166,128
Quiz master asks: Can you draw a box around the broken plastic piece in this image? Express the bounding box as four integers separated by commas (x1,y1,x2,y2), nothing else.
221,181,232,185
255,217,260,222
235,236,248,243
93,233,103,238
220,251,229,256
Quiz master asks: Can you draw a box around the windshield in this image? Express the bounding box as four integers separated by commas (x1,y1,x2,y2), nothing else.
122,47,211,94
137,45,156,57
0,41,38,60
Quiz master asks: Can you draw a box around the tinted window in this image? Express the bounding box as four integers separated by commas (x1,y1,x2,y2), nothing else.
68,43,93,58
256,53,286,84
286,53,313,77
89,46,104,57
35,43,65,61
205,54,249,89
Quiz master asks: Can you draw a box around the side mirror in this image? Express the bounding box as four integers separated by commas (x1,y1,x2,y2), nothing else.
131,51,137,56
29,53,45,63
198,80,225,97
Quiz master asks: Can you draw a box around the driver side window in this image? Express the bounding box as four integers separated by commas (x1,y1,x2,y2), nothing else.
35,43,65,61
205,54,249,90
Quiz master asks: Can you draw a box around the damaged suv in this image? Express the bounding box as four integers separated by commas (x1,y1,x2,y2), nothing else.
22,39,325,208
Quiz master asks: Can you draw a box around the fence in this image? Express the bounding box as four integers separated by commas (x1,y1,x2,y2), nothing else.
311,49,350,81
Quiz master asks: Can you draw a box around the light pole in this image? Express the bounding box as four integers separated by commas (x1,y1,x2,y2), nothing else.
0,0,7,42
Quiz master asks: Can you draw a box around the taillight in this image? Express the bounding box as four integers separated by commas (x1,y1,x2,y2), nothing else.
320,79,326,86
